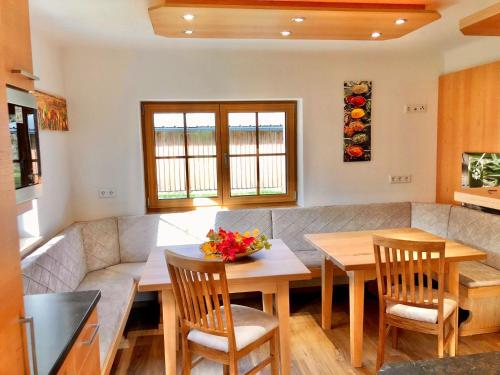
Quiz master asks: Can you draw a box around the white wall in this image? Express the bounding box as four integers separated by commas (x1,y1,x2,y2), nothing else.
25,31,73,238
62,46,441,220
443,38,500,74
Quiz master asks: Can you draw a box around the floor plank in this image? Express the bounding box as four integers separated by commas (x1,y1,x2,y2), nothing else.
111,285,500,374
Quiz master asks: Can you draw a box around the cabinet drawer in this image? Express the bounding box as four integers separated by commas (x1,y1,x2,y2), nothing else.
73,309,100,373
78,336,100,375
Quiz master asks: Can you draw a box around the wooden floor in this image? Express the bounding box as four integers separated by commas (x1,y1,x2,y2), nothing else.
110,285,500,375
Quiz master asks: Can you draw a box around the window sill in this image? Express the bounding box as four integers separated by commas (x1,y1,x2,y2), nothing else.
20,236,43,258
147,201,298,214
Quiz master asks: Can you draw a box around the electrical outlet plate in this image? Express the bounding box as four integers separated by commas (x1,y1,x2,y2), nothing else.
405,104,427,113
98,188,116,198
389,175,412,184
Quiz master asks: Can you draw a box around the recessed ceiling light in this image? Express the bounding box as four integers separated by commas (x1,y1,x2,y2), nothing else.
371,31,382,38
184,30,193,35
281,31,291,37
292,17,305,23
395,18,407,25
183,14,195,21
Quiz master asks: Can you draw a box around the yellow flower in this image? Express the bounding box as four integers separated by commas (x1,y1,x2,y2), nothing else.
253,228,260,237
201,242,216,255
351,108,365,119
244,231,251,238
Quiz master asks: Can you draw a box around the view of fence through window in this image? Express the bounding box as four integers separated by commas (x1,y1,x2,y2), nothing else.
153,111,287,199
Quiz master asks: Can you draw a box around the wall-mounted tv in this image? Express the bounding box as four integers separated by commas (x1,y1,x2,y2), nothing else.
462,152,500,188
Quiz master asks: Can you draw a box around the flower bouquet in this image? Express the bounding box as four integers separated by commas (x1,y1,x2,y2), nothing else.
200,228,272,262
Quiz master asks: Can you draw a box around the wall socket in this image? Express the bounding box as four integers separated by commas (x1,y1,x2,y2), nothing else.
389,175,412,184
98,188,116,199
405,104,427,113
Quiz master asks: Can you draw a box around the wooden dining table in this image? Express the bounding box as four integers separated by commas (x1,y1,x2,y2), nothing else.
138,239,311,375
304,228,487,368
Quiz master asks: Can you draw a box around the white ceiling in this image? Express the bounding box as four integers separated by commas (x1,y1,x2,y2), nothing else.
29,0,499,52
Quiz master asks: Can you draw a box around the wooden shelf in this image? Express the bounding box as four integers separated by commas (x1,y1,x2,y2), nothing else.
460,3,500,36
454,189,500,211
149,1,441,40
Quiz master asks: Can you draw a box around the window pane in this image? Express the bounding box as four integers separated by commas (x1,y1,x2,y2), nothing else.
186,113,216,156
228,112,256,155
188,157,218,198
13,162,21,189
9,120,18,160
259,155,286,195
156,158,187,199
154,113,185,157
30,161,41,185
258,112,286,154
230,156,257,196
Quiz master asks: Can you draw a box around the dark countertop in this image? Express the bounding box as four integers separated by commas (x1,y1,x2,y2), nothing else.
24,290,101,375
379,352,500,375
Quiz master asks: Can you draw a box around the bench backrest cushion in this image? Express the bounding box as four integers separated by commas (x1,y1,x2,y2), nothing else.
448,206,500,270
214,209,273,238
272,202,411,252
21,224,88,295
81,217,120,272
411,203,452,238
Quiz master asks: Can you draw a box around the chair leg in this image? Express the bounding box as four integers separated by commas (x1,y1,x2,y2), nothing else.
376,316,386,371
437,326,444,358
449,310,458,357
182,337,191,375
229,358,238,375
391,327,398,349
223,364,229,375
270,330,280,375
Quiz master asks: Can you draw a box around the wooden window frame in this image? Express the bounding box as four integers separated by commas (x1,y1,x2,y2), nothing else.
141,101,297,211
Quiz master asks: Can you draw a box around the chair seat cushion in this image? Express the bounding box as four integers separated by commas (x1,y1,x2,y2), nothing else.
106,262,145,282
187,304,278,352
77,269,135,366
386,291,457,324
459,261,500,288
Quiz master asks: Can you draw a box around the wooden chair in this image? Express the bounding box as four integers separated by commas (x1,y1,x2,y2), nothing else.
165,250,280,375
373,235,458,371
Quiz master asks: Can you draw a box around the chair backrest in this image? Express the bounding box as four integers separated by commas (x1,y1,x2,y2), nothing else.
165,250,237,350
373,235,446,320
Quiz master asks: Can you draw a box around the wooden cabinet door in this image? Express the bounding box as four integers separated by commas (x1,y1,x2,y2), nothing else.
1,0,35,91
0,5,29,373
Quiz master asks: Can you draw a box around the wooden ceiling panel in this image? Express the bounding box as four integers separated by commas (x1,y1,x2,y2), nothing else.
460,3,500,36
149,3,441,40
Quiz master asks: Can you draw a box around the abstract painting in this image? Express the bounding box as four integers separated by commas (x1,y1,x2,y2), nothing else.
35,91,69,131
344,81,372,162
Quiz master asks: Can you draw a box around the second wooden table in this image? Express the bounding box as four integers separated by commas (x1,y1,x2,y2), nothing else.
304,228,486,368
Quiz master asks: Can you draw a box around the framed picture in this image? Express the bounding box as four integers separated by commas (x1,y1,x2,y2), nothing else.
34,91,69,131
462,152,500,188
343,81,372,162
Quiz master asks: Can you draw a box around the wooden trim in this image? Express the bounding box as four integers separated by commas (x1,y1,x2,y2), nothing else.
101,283,137,375
460,3,500,36
454,189,500,211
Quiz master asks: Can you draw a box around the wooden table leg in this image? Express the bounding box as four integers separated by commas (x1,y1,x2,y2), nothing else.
263,293,274,315
276,281,291,375
348,270,365,368
448,262,459,356
162,289,177,375
322,257,334,330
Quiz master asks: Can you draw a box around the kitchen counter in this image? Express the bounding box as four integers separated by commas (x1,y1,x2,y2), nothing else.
379,352,500,374
24,290,101,375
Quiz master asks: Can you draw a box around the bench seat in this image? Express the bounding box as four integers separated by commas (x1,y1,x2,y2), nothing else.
459,261,500,288
106,262,145,282
77,269,136,369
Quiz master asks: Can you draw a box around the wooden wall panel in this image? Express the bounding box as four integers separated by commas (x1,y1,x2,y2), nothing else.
436,61,500,204
0,0,29,372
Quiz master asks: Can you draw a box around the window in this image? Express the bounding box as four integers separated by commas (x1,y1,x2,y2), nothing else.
142,101,296,210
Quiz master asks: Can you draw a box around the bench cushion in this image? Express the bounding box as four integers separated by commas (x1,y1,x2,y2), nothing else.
77,269,135,367
81,217,120,272
106,262,145,282
21,224,87,295
387,295,456,324
411,203,451,238
214,209,272,238
448,206,500,270
459,261,500,288
272,202,411,253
